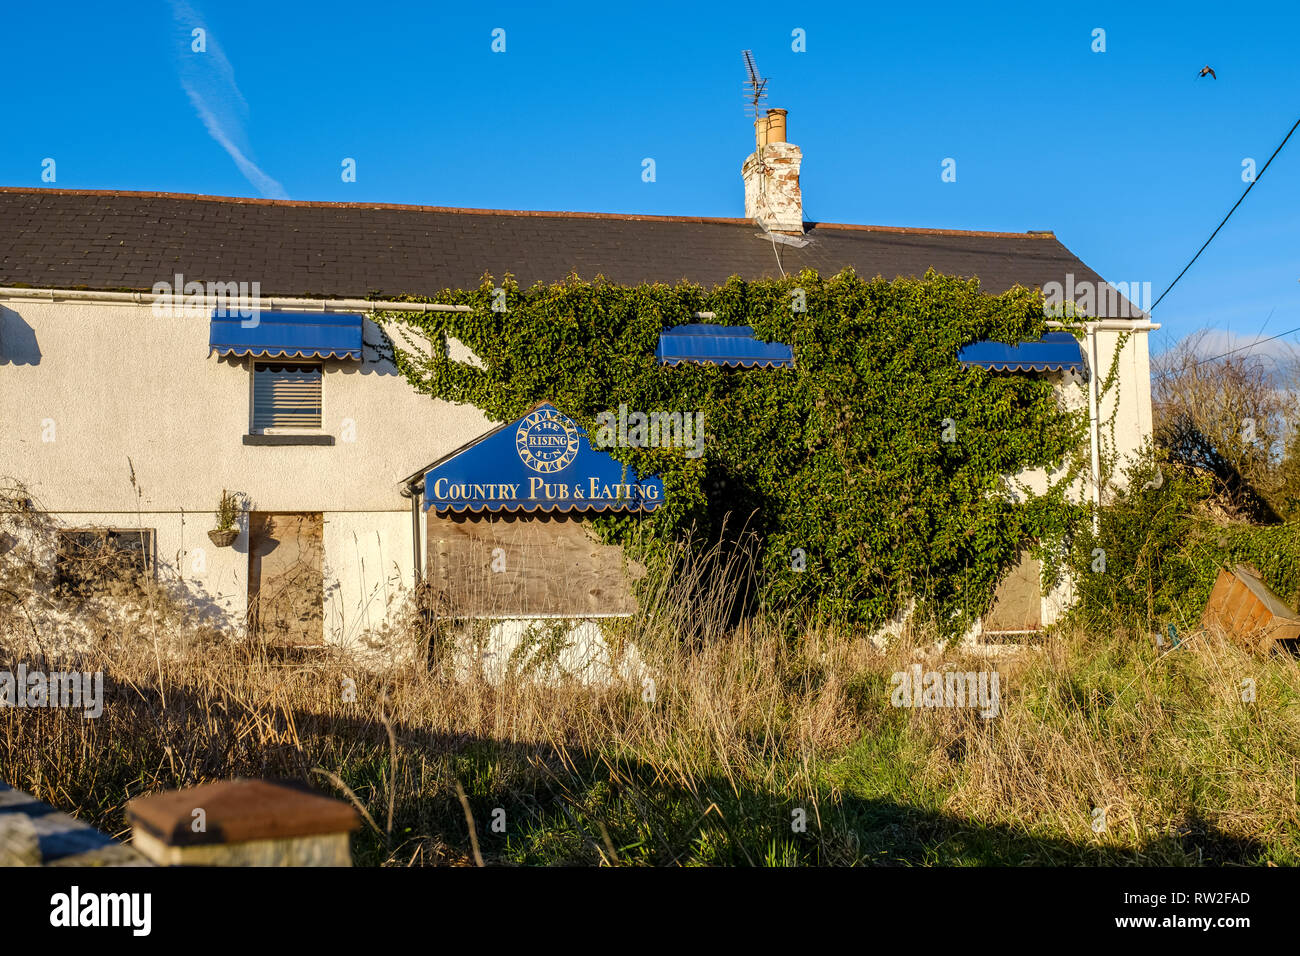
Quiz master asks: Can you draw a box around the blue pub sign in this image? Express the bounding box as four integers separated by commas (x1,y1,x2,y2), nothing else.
423,403,664,514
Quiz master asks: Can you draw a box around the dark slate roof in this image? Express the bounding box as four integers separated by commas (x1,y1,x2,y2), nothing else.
0,187,1132,314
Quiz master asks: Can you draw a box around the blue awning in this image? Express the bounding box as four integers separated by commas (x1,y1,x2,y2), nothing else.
209,310,364,360
957,332,1084,372
656,324,794,368
423,403,664,514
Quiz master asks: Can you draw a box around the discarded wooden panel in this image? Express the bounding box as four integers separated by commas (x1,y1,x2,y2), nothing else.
127,778,359,866
1201,564,1300,653
427,511,643,617
0,781,151,866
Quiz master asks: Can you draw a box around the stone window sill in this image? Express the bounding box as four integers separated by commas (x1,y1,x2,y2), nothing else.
243,434,335,446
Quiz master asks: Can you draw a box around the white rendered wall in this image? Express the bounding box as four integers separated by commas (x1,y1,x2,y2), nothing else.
2,297,1156,650
1,297,490,647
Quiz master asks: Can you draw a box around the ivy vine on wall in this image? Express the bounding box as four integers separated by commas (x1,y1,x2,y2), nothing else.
377,268,1095,637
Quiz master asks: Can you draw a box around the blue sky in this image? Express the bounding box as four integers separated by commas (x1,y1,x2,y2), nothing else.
2,1,1298,351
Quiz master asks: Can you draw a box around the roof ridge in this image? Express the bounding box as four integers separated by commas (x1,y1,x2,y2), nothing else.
811,222,1056,239
0,186,1055,239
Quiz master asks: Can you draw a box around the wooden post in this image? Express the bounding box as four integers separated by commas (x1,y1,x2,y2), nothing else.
127,779,360,866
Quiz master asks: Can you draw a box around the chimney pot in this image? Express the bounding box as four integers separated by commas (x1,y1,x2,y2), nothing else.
765,108,787,144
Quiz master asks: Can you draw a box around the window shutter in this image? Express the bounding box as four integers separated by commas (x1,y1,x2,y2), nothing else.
253,364,322,430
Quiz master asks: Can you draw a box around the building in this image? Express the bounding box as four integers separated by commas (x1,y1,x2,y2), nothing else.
0,110,1156,662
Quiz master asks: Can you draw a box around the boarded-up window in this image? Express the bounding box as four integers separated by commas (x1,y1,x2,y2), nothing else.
982,552,1042,636
252,363,322,432
248,512,324,646
54,528,154,598
426,512,641,617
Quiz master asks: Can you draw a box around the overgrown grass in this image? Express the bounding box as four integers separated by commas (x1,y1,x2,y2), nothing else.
2,535,1298,866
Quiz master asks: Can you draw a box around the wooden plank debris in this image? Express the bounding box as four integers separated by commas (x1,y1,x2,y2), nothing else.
1201,564,1300,653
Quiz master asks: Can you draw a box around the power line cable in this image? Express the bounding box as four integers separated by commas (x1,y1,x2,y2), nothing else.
1153,320,1300,378
1150,115,1300,313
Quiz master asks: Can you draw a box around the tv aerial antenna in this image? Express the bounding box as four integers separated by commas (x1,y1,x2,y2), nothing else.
742,50,768,118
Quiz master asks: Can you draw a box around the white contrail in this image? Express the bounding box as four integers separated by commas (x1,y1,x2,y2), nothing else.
168,0,287,199
180,83,288,199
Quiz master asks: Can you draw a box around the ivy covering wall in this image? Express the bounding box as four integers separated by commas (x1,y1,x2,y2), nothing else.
378,269,1093,636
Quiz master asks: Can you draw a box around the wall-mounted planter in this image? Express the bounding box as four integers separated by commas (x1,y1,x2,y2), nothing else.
208,528,238,548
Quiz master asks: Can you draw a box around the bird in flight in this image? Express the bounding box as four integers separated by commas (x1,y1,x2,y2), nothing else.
1199,65,1217,79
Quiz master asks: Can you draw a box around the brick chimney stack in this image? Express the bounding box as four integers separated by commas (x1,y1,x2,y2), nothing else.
742,108,804,235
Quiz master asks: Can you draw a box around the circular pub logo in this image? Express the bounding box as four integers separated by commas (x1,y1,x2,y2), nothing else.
515,408,580,474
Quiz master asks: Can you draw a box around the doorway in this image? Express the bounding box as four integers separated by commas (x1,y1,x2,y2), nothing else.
248,512,324,646
982,552,1042,639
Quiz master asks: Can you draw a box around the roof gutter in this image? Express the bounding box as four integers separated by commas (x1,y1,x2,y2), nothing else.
0,286,471,313
684,316,1160,331
1048,319,1160,331
0,289,1158,330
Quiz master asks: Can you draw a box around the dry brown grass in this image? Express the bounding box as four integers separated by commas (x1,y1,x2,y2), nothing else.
2,499,1299,865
